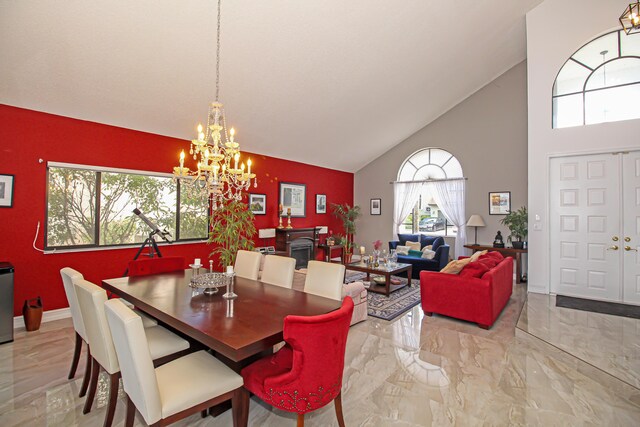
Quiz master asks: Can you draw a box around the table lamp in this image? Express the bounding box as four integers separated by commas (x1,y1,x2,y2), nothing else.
466,214,486,245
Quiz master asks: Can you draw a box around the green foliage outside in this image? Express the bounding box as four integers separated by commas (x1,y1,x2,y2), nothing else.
208,200,256,269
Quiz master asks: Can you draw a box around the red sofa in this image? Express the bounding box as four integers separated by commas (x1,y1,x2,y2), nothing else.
419,255,513,329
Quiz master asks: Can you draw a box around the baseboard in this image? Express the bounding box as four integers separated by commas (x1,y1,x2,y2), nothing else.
13,307,71,330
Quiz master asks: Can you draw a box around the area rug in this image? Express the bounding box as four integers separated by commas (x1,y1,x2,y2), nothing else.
346,273,421,321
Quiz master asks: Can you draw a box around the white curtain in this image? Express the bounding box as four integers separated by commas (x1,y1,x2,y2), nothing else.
393,182,422,235
428,178,466,258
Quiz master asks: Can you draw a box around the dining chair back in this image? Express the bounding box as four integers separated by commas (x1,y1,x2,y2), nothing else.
127,256,185,277
304,260,345,301
241,297,354,427
261,255,296,288
234,250,262,280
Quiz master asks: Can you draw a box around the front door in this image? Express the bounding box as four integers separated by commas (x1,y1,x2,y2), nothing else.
623,151,640,304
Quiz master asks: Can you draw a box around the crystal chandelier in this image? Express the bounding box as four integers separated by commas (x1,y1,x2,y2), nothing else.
173,0,256,210
620,1,640,35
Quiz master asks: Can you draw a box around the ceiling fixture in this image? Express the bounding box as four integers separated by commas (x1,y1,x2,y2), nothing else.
620,1,640,34
173,0,256,210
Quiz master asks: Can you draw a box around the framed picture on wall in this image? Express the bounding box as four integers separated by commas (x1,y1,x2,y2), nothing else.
370,198,381,215
248,193,266,215
489,191,511,215
0,174,14,208
279,182,306,217
316,194,327,214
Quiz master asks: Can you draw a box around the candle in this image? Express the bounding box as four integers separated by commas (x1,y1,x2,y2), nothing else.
194,258,201,266
279,203,283,213
179,150,185,169
230,127,235,143
234,153,239,170
360,246,365,255
287,208,291,215
247,158,252,175
226,265,234,274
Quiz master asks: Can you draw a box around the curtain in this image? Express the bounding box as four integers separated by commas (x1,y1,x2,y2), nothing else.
393,182,422,235
428,178,466,258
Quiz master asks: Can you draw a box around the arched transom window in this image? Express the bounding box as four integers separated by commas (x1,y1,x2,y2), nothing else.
553,29,640,128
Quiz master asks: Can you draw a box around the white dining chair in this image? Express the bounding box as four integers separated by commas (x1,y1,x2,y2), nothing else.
60,267,91,397
74,279,191,427
234,250,262,280
104,298,248,427
304,260,345,301
261,255,296,288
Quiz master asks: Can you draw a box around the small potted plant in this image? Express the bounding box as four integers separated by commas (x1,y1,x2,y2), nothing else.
500,206,528,249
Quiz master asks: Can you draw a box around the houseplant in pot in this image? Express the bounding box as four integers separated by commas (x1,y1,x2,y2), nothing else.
209,200,257,269
331,203,361,263
500,206,528,249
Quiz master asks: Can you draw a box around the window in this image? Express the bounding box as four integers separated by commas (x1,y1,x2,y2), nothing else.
46,164,209,249
397,148,463,236
553,29,640,128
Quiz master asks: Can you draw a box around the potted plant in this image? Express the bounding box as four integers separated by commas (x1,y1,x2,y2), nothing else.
209,200,257,269
331,203,361,262
500,206,528,249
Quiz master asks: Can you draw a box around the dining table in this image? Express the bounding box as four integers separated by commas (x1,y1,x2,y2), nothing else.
101,269,342,370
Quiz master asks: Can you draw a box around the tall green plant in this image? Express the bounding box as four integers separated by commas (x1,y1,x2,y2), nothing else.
331,203,361,252
208,200,256,269
500,206,528,242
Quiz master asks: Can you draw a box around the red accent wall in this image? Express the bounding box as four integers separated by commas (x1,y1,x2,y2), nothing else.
0,105,353,316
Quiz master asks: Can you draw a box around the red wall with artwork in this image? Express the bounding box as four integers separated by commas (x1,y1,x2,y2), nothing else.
0,105,353,316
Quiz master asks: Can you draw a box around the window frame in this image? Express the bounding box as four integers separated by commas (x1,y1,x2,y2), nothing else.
44,162,209,250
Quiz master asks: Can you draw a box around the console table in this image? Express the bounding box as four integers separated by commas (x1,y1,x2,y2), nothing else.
317,244,344,263
464,244,527,284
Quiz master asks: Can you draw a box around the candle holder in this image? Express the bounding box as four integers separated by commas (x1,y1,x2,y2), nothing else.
222,272,237,299
278,207,284,229
286,212,293,229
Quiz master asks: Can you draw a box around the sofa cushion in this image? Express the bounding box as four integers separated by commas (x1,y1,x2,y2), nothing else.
469,250,488,262
477,255,500,269
406,241,421,251
484,251,504,262
398,233,420,246
396,245,410,255
441,258,471,274
421,235,444,251
407,249,423,258
459,262,490,278
421,248,436,260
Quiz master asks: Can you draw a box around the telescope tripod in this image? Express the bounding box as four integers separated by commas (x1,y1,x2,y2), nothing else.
123,232,163,276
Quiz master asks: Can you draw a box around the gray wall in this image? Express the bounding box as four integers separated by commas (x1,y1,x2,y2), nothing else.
354,61,528,258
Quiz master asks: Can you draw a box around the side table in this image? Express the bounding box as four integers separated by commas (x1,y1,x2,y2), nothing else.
317,244,344,263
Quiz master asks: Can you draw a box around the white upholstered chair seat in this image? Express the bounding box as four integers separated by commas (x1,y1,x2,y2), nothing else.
156,350,244,419
260,255,296,288
145,326,190,360
234,250,262,280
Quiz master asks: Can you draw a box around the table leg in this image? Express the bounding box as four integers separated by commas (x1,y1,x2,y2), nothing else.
407,266,412,287
515,253,522,284
385,273,391,297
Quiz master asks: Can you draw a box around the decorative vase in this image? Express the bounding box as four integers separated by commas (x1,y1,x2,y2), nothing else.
344,252,353,264
23,297,43,332
512,241,525,250
372,249,381,267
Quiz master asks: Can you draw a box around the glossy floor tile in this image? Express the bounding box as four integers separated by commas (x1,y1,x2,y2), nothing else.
1,284,639,426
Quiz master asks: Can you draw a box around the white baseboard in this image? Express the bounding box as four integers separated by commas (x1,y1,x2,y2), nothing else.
13,307,71,330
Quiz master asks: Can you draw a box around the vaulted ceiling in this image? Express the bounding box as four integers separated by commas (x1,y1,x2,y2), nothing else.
0,0,542,172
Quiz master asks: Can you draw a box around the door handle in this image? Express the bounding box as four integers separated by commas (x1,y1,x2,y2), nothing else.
624,237,631,242
612,236,619,241
624,246,638,252
607,245,619,251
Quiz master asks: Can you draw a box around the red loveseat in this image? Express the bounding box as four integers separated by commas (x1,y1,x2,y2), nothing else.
419,254,513,329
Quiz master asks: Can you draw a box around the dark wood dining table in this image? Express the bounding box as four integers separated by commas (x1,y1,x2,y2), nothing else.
101,269,342,368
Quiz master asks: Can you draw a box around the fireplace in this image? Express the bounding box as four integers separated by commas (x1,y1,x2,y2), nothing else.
275,228,319,269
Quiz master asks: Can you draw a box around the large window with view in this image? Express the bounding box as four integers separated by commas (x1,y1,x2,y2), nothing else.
46,164,209,249
397,148,463,237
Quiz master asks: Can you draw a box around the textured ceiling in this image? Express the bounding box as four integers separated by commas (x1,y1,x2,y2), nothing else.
0,0,542,172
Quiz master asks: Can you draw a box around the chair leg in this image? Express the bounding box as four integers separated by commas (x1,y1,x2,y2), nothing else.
68,332,82,379
79,344,92,397
125,395,136,427
83,357,100,414
232,387,249,427
424,311,433,316
297,413,304,427
334,392,346,427
103,372,120,427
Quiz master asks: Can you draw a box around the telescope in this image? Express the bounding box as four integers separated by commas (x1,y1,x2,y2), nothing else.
133,208,172,243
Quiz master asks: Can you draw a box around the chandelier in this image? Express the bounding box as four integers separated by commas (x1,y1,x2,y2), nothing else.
620,1,640,35
173,0,256,210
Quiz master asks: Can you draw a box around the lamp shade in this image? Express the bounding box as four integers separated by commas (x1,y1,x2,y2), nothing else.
258,228,276,239
466,214,486,227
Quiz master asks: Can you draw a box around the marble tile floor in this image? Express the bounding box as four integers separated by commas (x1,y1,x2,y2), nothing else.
517,292,640,390
0,284,639,426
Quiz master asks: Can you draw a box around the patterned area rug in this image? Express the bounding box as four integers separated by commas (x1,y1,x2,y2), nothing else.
346,273,421,321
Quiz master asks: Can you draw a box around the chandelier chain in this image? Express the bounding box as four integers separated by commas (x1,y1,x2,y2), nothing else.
215,0,221,102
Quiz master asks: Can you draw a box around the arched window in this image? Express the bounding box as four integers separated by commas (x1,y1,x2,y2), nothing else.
397,148,463,236
553,29,640,128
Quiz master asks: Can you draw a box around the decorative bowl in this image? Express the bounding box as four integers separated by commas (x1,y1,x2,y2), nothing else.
190,272,233,295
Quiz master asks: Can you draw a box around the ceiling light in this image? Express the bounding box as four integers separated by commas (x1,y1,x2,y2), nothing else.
620,1,640,34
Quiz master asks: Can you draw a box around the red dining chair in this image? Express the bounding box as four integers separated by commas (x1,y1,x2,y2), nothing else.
127,256,186,277
241,297,354,427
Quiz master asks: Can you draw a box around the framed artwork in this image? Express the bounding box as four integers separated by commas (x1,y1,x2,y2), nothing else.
316,194,327,214
0,174,14,208
248,193,266,215
489,191,511,215
279,182,306,217
370,198,381,215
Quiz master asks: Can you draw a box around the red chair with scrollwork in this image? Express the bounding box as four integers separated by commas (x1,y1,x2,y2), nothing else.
241,297,354,427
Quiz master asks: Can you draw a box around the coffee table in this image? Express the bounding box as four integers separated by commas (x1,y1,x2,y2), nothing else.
345,261,412,297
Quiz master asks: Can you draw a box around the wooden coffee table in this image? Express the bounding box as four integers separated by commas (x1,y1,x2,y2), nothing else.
345,261,412,297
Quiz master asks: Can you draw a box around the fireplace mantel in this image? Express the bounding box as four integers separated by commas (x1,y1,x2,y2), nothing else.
275,228,319,268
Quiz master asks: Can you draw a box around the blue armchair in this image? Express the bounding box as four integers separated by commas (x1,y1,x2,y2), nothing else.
389,234,450,279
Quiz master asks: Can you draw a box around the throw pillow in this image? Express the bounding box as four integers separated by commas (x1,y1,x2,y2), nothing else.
408,249,423,258
395,245,410,255
459,262,490,278
424,245,432,251
484,251,504,262
477,255,499,269
469,250,488,262
441,257,471,274
421,248,436,259
406,240,421,251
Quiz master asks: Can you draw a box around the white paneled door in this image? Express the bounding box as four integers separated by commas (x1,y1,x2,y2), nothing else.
550,151,640,305
622,151,640,305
